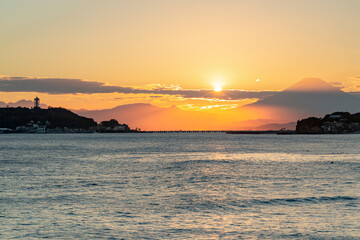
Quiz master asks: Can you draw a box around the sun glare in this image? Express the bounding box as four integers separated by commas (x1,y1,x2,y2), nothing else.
214,85,222,92
212,75,225,92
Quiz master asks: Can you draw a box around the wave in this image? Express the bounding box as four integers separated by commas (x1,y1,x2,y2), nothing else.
173,195,358,213
165,159,236,169
250,196,357,206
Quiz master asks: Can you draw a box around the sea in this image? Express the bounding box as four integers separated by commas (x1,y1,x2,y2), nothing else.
0,133,359,239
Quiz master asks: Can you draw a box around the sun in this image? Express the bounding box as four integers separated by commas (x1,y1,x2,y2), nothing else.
211,75,225,92
214,85,222,92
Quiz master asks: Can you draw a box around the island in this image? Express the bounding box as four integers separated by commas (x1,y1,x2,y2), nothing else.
0,106,135,133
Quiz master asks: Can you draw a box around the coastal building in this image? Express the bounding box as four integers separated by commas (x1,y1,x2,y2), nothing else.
16,121,47,133
114,125,127,131
0,128,12,133
329,114,342,119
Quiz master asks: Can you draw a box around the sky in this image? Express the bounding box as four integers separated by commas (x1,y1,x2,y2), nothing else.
1,0,360,110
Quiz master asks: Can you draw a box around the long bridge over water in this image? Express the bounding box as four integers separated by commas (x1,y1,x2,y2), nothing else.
141,130,226,133
139,130,286,134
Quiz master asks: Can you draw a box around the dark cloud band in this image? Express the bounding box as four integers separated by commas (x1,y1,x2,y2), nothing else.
0,77,277,100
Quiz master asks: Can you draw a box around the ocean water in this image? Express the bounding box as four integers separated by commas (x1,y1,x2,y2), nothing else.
0,133,359,239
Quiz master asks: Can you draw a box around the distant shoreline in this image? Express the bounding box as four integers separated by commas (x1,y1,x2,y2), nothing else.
2,129,360,134
2,128,360,135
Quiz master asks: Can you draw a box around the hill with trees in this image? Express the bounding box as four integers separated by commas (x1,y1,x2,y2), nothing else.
296,112,360,134
0,107,97,130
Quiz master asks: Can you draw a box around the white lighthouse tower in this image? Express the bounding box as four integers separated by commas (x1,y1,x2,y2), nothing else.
34,96,40,109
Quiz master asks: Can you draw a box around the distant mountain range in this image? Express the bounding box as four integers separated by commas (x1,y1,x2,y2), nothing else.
3,78,360,131
74,78,360,130
75,104,226,131
74,103,298,131
244,78,360,120
0,99,47,109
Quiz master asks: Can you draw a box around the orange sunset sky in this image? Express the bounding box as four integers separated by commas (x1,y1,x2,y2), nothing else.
1,0,360,114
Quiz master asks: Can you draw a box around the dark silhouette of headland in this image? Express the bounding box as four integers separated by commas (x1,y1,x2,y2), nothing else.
0,97,134,133
296,112,360,134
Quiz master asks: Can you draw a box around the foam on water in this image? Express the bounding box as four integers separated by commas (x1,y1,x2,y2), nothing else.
0,133,360,239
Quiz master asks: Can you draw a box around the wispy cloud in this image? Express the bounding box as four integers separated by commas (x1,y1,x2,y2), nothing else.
339,76,360,92
329,81,343,87
0,76,278,100
0,77,142,94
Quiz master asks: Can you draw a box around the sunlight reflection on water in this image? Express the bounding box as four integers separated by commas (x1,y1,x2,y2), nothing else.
0,133,359,239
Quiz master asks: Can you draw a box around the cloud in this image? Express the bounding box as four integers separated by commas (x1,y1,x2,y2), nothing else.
329,81,343,87
0,76,278,100
0,77,142,94
339,76,360,92
155,89,277,100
